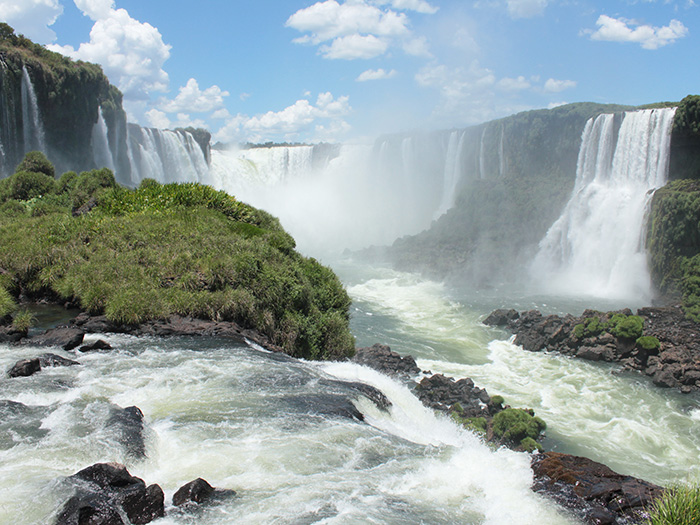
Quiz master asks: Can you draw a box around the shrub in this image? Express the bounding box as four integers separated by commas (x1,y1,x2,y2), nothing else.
2,170,56,201
636,336,661,352
0,286,16,318
70,168,117,208
647,484,700,525
573,316,605,339
16,151,55,178
492,408,546,447
11,309,34,332
610,315,644,340
56,171,78,194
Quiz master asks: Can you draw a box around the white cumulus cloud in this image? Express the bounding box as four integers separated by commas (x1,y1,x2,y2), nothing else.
543,78,576,92
215,92,352,144
356,68,398,81
0,0,63,43
158,78,229,114
47,2,171,103
286,0,435,60
497,75,532,91
588,15,688,49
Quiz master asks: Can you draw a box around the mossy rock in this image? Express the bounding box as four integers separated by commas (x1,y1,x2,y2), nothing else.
492,408,546,446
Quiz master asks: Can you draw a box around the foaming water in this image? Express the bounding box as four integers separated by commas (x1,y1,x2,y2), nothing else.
0,333,574,524
345,264,700,487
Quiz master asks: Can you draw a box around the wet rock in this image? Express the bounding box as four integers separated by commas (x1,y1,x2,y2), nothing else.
352,343,420,378
285,394,365,421
531,452,663,525
29,327,85,350
7,357,41,377
337,380,392,411
56,463,164,525
39,353,80,367
482,308,519,327
173,478,216,506
415,374,496,418
78,339,113,353
576,346,614,362
105,406,146,459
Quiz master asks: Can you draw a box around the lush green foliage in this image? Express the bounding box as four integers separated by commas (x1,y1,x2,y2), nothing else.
492,408,546,448
0,286,16,318
647,484,700,525
0,169,56,201
647,180,700,321
636,336,661,352
0,168,354,359
16,151,55,178
609,314,644,340
11,310,34,332
573,312,645,340
674,95,700,137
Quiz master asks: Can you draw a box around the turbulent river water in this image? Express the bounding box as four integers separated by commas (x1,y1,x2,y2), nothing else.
2,260,700,524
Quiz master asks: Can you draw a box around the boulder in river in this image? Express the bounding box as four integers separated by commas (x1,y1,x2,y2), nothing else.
55,462,164,525
7,357,41,378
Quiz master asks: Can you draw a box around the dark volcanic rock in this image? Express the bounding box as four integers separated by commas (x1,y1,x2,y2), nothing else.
415,374,497,418
173,478,216,506
352,343,420,378
56,463,164,525
29,327,85,350
482,308,519,327
78,339,113,353
39,353,80,367
0,324,26,343
7,357,41,377
105,406,146,459
485,305,700,393
532,452,663,524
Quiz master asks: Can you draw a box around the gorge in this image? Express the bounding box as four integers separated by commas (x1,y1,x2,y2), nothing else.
2,25,700,525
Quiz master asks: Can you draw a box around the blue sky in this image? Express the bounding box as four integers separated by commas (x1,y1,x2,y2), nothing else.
1,0,698,143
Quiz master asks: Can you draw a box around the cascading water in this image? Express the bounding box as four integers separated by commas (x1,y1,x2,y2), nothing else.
20,66,45,154
91,107,115,172
127,125,209,185
434,130,467,219
532,107,677,301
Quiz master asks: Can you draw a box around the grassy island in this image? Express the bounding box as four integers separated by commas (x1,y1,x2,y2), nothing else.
0,152,355,360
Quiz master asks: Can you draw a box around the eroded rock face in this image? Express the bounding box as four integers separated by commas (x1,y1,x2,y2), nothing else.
531,452,663,525
55,463,164,525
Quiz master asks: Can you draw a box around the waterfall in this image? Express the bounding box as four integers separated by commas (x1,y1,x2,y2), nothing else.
127,125,209,185
478,127,487,179
532,107,677,301
20,66,45,154
434,130,466,219
92,107,115,171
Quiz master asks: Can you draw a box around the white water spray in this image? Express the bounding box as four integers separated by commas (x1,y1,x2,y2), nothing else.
532,107,676,301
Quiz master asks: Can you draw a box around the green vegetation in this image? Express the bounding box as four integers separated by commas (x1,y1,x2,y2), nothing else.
492,408,546,450
673,95,700,137
0,154,355,360
450,409,488,435
636,336,661,352
11,310,34,333
647,484,700,525
647,180,700,321
573,312,645,341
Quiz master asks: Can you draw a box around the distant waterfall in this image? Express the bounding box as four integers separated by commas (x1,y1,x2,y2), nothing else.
532,107,677,301
92,108,115,171
20,66,45,153
126,125,209,185
434,130,467,219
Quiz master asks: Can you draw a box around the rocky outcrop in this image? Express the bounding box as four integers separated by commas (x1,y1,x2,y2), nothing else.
7,357,40,377
352,343,421,378
27,327,85,350
69,313,286,355
532,452,663,525
55,463,164,525
105,405,146,459
484,306,700,394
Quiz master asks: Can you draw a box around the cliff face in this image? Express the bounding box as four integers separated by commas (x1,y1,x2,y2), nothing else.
388,102,633,284
0,25,126,176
